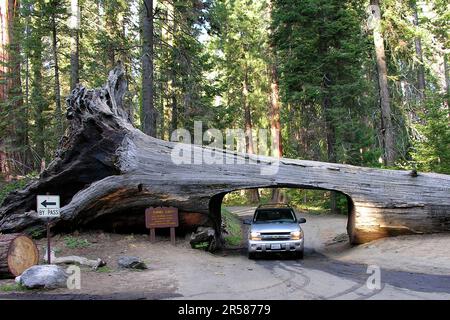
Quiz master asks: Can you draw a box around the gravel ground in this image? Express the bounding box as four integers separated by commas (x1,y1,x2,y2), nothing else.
1,206,450,300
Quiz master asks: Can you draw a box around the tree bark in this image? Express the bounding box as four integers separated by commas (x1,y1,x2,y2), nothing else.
322,72,338,214
267,1,283,203
243,68,259,203
0,0,8,103
141,0,157,137
370,0,395,166
0,0,30,176
69,0,80,91
0,66,449,249
412,0,426,103
268,61,284,203
31,22,45,163
51,8,63,137
444,53,449,115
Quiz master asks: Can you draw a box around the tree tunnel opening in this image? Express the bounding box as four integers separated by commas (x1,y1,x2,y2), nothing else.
209,185,356,252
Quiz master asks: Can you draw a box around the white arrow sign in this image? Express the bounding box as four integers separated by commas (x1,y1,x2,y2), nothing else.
37,195,60,218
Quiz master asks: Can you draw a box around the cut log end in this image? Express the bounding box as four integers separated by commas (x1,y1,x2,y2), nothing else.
0,233,39,278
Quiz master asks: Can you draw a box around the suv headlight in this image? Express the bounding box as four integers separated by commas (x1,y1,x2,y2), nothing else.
249,231,261,241
291,230,303,240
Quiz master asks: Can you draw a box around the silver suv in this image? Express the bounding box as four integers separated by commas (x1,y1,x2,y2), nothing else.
244,203,306,259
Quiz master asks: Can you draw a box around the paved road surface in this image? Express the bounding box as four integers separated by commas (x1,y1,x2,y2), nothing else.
170,207,450,299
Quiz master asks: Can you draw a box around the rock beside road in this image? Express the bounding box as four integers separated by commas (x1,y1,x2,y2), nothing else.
117,256,147,269
16,265,68,289
190,227,215,248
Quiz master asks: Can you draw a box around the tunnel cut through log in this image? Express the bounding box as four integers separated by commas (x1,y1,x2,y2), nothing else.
0,64,449,250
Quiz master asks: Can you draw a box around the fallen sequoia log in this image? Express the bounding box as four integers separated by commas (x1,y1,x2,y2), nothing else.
0,64,449,250
0,233,39,278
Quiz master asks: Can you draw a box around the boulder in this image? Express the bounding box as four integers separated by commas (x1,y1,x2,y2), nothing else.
16,265,68,289
117,256,147,270
190,227,216,251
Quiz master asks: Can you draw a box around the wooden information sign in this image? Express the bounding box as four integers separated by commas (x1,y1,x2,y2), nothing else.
145,207,179,245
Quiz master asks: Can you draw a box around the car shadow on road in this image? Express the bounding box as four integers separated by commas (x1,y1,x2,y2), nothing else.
250,249,450,295
228,208,450,296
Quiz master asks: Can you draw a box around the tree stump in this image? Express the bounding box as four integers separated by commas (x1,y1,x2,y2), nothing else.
0,233,39,278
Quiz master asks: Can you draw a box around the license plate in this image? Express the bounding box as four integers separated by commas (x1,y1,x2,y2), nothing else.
271,244,281,250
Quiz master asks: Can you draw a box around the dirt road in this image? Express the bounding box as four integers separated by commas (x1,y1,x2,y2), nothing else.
1,207,450,300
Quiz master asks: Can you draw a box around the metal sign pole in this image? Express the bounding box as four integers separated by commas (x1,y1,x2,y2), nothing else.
37,193,60,265
47,219,51,264
46,192,51,265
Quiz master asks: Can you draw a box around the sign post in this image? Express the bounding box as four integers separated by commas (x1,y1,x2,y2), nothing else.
37,195,61,264
145,207,179,245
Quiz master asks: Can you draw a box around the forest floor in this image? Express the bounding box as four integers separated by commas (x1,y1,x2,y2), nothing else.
1,207,450,300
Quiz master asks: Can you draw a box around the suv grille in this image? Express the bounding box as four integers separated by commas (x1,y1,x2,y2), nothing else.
260,232,291,241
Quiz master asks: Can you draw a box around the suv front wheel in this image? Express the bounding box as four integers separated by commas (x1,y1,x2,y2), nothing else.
294,250,304,260
248,252,258,260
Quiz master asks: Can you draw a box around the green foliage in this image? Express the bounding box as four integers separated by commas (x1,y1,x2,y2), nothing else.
96,266,113,273
0,283,28,292
223,188,348,214
0,175,35,207
222,191,251,206
0,0,449,185
273,0,379,165
29,228,45,239
411,97,450,174
192,242,209,249
64,236,91,249
221,208,243,246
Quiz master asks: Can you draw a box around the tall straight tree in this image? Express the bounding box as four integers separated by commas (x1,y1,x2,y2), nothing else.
142,0,157,137
412,0,426,103
369,0,395,166
50,0,63,138
69,0,79,91
243,64,259,203
268,0,283,203
0,0,30,175
29,2,46,167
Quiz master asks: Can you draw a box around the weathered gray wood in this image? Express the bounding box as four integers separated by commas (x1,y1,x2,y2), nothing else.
0,65,449,249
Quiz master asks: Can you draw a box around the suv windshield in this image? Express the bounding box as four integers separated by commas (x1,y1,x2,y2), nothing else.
254,208,296,223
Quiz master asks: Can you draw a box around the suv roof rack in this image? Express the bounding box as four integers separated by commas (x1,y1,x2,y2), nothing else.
256,203,292,209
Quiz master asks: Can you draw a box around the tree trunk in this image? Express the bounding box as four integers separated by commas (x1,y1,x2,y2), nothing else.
171,92,178,134
0,233,39,278
243,69,259,204
0,0,30,176
70,0,80,91
444,53,449,115
267,1,284,203
0,0,8,103
369,0,395,166
269,65,284,203
31,24,45,163
322,72,338,214
412,0,426,103
51,9,63,138
0,66,449,249
141,0,157,137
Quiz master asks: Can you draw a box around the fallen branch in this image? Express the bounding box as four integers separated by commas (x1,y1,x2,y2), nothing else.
43,249,106,270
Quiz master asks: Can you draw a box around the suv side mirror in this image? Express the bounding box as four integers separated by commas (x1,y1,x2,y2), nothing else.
298,218,306,224
243,219,252,225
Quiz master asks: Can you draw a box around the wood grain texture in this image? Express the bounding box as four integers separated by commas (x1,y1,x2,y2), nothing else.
0,233,39,278
0,65,449,249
